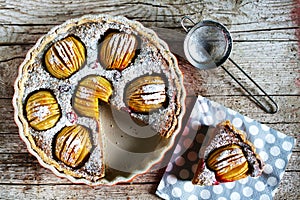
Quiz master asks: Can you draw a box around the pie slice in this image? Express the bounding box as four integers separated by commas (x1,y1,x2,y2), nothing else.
192,120,264,186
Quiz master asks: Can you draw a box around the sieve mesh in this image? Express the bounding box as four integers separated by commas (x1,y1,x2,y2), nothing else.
184,20,232,69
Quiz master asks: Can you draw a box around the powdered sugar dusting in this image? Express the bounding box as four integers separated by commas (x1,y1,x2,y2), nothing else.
33,105,51,120
18,16,182,183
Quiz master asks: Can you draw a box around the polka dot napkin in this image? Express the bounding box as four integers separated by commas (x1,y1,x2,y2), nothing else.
156,96,296,200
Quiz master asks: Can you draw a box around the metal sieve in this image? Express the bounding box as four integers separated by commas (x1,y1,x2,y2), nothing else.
181,16,278,114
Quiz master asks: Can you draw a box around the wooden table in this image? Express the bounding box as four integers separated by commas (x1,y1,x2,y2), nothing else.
0,0,299,199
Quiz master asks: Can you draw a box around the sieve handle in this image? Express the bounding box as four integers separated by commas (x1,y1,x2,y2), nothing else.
181,16,196,32
221,58,278,114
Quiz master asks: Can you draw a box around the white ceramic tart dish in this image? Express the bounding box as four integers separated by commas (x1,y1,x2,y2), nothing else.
13,15,186,185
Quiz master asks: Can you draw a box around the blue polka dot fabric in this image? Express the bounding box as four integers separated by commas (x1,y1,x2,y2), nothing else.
156,96,296,200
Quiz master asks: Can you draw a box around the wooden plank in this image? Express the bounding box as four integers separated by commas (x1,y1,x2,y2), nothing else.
2,95,299,132
0,151,299,199
0,151,298,185
0,125,298,155
1,24,298,45
269,123,300,141
1,95,299,135
207,96,300,124
0,0,298,30
0,98,19,133
0,171,299,200
1,98,299,150
275,172,300,200
0,45,31,62
0,0,299,199
0,42,298,98
0,134,28,153
0,183,159,199
0,24,52,45
0,153,165,184
230,28,299,41
0,148,298,198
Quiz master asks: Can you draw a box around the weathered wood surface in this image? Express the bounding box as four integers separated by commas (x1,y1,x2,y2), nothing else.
0,0,299,199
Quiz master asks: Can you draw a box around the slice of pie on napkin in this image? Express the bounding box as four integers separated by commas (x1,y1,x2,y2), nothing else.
193,120,264,186
156,96,296,200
